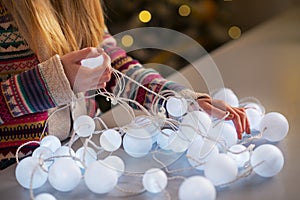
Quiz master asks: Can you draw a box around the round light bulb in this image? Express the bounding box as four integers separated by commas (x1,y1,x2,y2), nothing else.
208,122,238,148
212,88,239,107
80,55,104,69
40,135,61,153
166,96,188,117
103,156,125,177
123,128,153,158
166,129,189,153
15,157,48,189
186,136,219,170
75,146,97,168
243,102,264,114
157,128,175,150
178,176,216,200
250,144,284,177
204,153,238,186
180,110,212,139
32,146,53,168
246,108,262,131
142,168,168,193
100,129,122,152
54,146,75,160
84,160,118,194
73,115,95,137
133,116,161,144
227,144,250,168
259,112,289,142
48,159,81,192
35,193,57,200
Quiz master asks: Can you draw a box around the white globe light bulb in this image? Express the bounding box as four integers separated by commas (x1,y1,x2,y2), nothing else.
75,146,97,168
133,116,161,144
166,96,188,117
48,159,82,192
204,153,238,186
32,146,53,168
250,144,284,177
186,136,219,170
103,156,125,177
227,144,250,168
81,55,104,69
157,128,175,150
15,157,48,189
123,128,153,158
100,129,122,152
180,110,212,138
243,102,264,115
73,115,96,137
84,160,118,194
142,168,168,193
35,193,57,200
212,88,239,107
246,108,262,131
40,135,61,153
208,122,238,148
259,112,289,142
166,129,190,153
54,146,75,160
178,176,216,200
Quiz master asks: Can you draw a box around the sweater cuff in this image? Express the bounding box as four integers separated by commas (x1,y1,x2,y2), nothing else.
179,89,210,100
38,55,74,106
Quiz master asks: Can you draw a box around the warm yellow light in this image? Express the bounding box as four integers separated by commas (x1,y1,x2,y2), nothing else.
178,4,191,17
228,26,242,39
121,35,134,47
139,10,152,23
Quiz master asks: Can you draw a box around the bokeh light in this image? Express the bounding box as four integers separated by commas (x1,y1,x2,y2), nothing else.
228,26,242,39
178,4,191,17
139,10,152,23
121,35,134,47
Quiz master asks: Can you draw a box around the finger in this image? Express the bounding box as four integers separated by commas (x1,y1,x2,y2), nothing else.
98,82,106,89
104,68,112,82
93,66,112,84
101,72,111,83
225,107,244,139
211,100,245,138
197,99,227,119
245,115,251,134
102,52,111,68
96,47,104,54
237,108,251,134
198,98,245,139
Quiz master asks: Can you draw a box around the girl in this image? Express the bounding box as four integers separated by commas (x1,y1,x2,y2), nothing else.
0,0,249,169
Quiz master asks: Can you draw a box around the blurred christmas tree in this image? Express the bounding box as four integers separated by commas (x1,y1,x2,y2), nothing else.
103,0,233,71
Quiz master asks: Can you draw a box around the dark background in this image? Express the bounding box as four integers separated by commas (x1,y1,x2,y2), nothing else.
103,0,298,70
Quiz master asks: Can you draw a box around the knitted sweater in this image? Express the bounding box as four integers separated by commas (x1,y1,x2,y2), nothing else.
0,3,189,169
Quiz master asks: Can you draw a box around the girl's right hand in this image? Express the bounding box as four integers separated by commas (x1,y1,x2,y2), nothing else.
60,47,112,93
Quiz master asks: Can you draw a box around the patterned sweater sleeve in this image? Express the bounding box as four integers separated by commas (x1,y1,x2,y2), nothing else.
0,55,74,125
101,29,209,110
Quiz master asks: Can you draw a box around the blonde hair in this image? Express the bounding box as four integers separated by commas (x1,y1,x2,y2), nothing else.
1,0,105,61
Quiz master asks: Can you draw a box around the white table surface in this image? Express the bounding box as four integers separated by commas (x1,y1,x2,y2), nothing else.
1,6,300,200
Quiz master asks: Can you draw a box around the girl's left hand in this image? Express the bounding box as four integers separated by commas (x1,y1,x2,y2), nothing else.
196,96,250,140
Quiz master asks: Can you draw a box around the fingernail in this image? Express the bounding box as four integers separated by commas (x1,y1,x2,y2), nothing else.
247,127,251,134
238,134,242,140
97,47,104,53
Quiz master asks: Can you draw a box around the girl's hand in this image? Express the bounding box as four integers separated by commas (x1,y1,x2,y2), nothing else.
197,97,250,139
60,47,112,93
